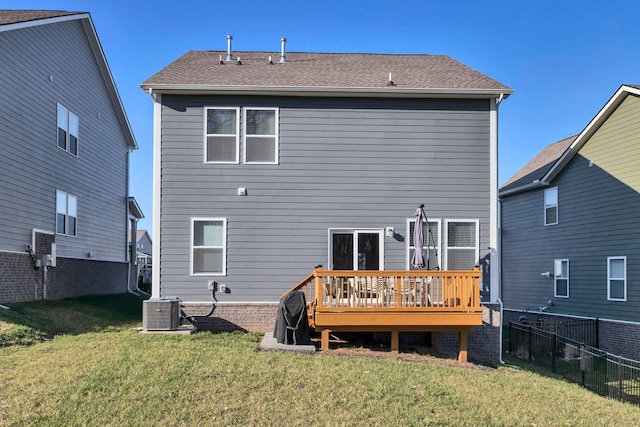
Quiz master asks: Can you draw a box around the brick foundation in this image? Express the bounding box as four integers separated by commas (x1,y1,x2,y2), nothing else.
0,252,128,303
433,303,502,363
182,302,279,332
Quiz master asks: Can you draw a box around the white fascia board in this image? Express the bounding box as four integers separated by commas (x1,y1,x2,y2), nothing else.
0,12,90,33
540,85,640,184
140,84,513,99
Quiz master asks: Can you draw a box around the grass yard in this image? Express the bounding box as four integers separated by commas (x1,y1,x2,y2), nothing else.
1,295,639,426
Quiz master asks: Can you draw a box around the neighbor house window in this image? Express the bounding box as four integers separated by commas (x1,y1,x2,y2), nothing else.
407,218,440,269
56,190,77,236
544,187,558,225
191,218,226,275
444,220,478,270
554,259,569,298
57,103,79,156
607,256,626,301
244,108,278,164
205,108,239,163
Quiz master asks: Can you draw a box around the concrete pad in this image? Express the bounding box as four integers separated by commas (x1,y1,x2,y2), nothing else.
137,326,195,335
259,331,316,353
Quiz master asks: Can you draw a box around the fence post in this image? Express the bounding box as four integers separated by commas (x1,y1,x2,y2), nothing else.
618,355,623,402
528,324,532,362
595,318,599,348
509,321,513,354
552,330,557,373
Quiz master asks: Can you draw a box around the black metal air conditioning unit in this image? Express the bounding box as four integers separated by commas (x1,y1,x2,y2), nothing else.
142,298,180,331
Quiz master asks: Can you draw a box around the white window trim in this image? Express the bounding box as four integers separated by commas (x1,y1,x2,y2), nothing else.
57,103,79,156
190,217,227,276
443,219,479,270
607,256,626,301
243,107,279,165
406,217,441,270
203,107,240,164
554,258,569,298
55,190,77,237
327,228,384,271
544,187,558,226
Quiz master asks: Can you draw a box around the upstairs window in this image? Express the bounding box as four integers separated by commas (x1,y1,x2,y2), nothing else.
205,108,239,163
191,218,226,275
608,256,626,301
554,259,569,298
244,108,278,164
544,187,558,225
56,190,77,236
57,103,79,156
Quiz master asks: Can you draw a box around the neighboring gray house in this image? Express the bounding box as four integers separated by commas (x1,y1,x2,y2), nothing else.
136,229,152,285
141,39,512,347
136,229,152,263
500,84,640,359
0,10,138,303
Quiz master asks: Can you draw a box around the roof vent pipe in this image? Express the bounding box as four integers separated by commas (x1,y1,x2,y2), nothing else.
280,37,287,63
226,35,233,61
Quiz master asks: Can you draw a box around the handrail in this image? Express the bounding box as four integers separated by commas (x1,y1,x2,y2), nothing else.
280,269,317,299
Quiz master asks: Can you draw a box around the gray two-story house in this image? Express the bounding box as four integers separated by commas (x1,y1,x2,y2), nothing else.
142,39,511,359
0,10,138,303
500,84,640,360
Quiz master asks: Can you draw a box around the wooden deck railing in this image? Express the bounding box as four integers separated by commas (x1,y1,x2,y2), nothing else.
281,267,482,361
282,267,481,312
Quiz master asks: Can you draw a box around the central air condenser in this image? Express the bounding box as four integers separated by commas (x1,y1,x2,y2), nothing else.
142,298,180,330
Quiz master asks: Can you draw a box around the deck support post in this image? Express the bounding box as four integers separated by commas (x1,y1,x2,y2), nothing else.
390,330,399,353
321,328,331,351
458,330,468,362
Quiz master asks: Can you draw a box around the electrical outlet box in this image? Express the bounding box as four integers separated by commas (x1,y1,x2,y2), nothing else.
219,284,227,293
207,280,217,291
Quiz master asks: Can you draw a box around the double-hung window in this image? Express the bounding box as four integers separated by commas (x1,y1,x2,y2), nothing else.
56,190,77,236
205,108,239,163
57,103,79,156
607,256,626,301
244,108,278,164
204,107,278,164
444,220,478,270
407,218,440,269
544,187,558,225
554,259,569,298
191,218,226,275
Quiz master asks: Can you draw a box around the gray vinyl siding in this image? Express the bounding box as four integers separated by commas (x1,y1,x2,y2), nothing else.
501,154,640,322
0,19,130,262
159,95,492,302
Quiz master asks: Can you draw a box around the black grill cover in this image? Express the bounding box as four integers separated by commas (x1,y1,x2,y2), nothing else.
273,291,312,345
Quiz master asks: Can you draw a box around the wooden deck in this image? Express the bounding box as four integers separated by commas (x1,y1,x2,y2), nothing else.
281,267,482,362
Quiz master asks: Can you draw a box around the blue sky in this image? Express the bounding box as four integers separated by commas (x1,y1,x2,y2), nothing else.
5,0,639,233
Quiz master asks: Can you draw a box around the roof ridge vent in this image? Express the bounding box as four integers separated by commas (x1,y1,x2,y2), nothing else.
279,37,288,63
226,35,233,61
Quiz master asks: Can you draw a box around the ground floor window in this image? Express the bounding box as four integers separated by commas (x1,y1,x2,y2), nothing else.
191,218,226,275
56,190,77,236
329,229,383,270
554,259,569,298
607,256,626,301
407,218,440,270
444,219,479,270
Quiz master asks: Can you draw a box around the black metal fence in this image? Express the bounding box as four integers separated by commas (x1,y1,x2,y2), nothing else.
509,321,640,406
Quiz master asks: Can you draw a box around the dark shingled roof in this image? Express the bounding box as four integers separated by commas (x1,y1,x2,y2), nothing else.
0,10,79,25
500,135,577,193
142,50,512,93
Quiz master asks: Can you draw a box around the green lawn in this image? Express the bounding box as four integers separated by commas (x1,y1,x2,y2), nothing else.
1,295,639,426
